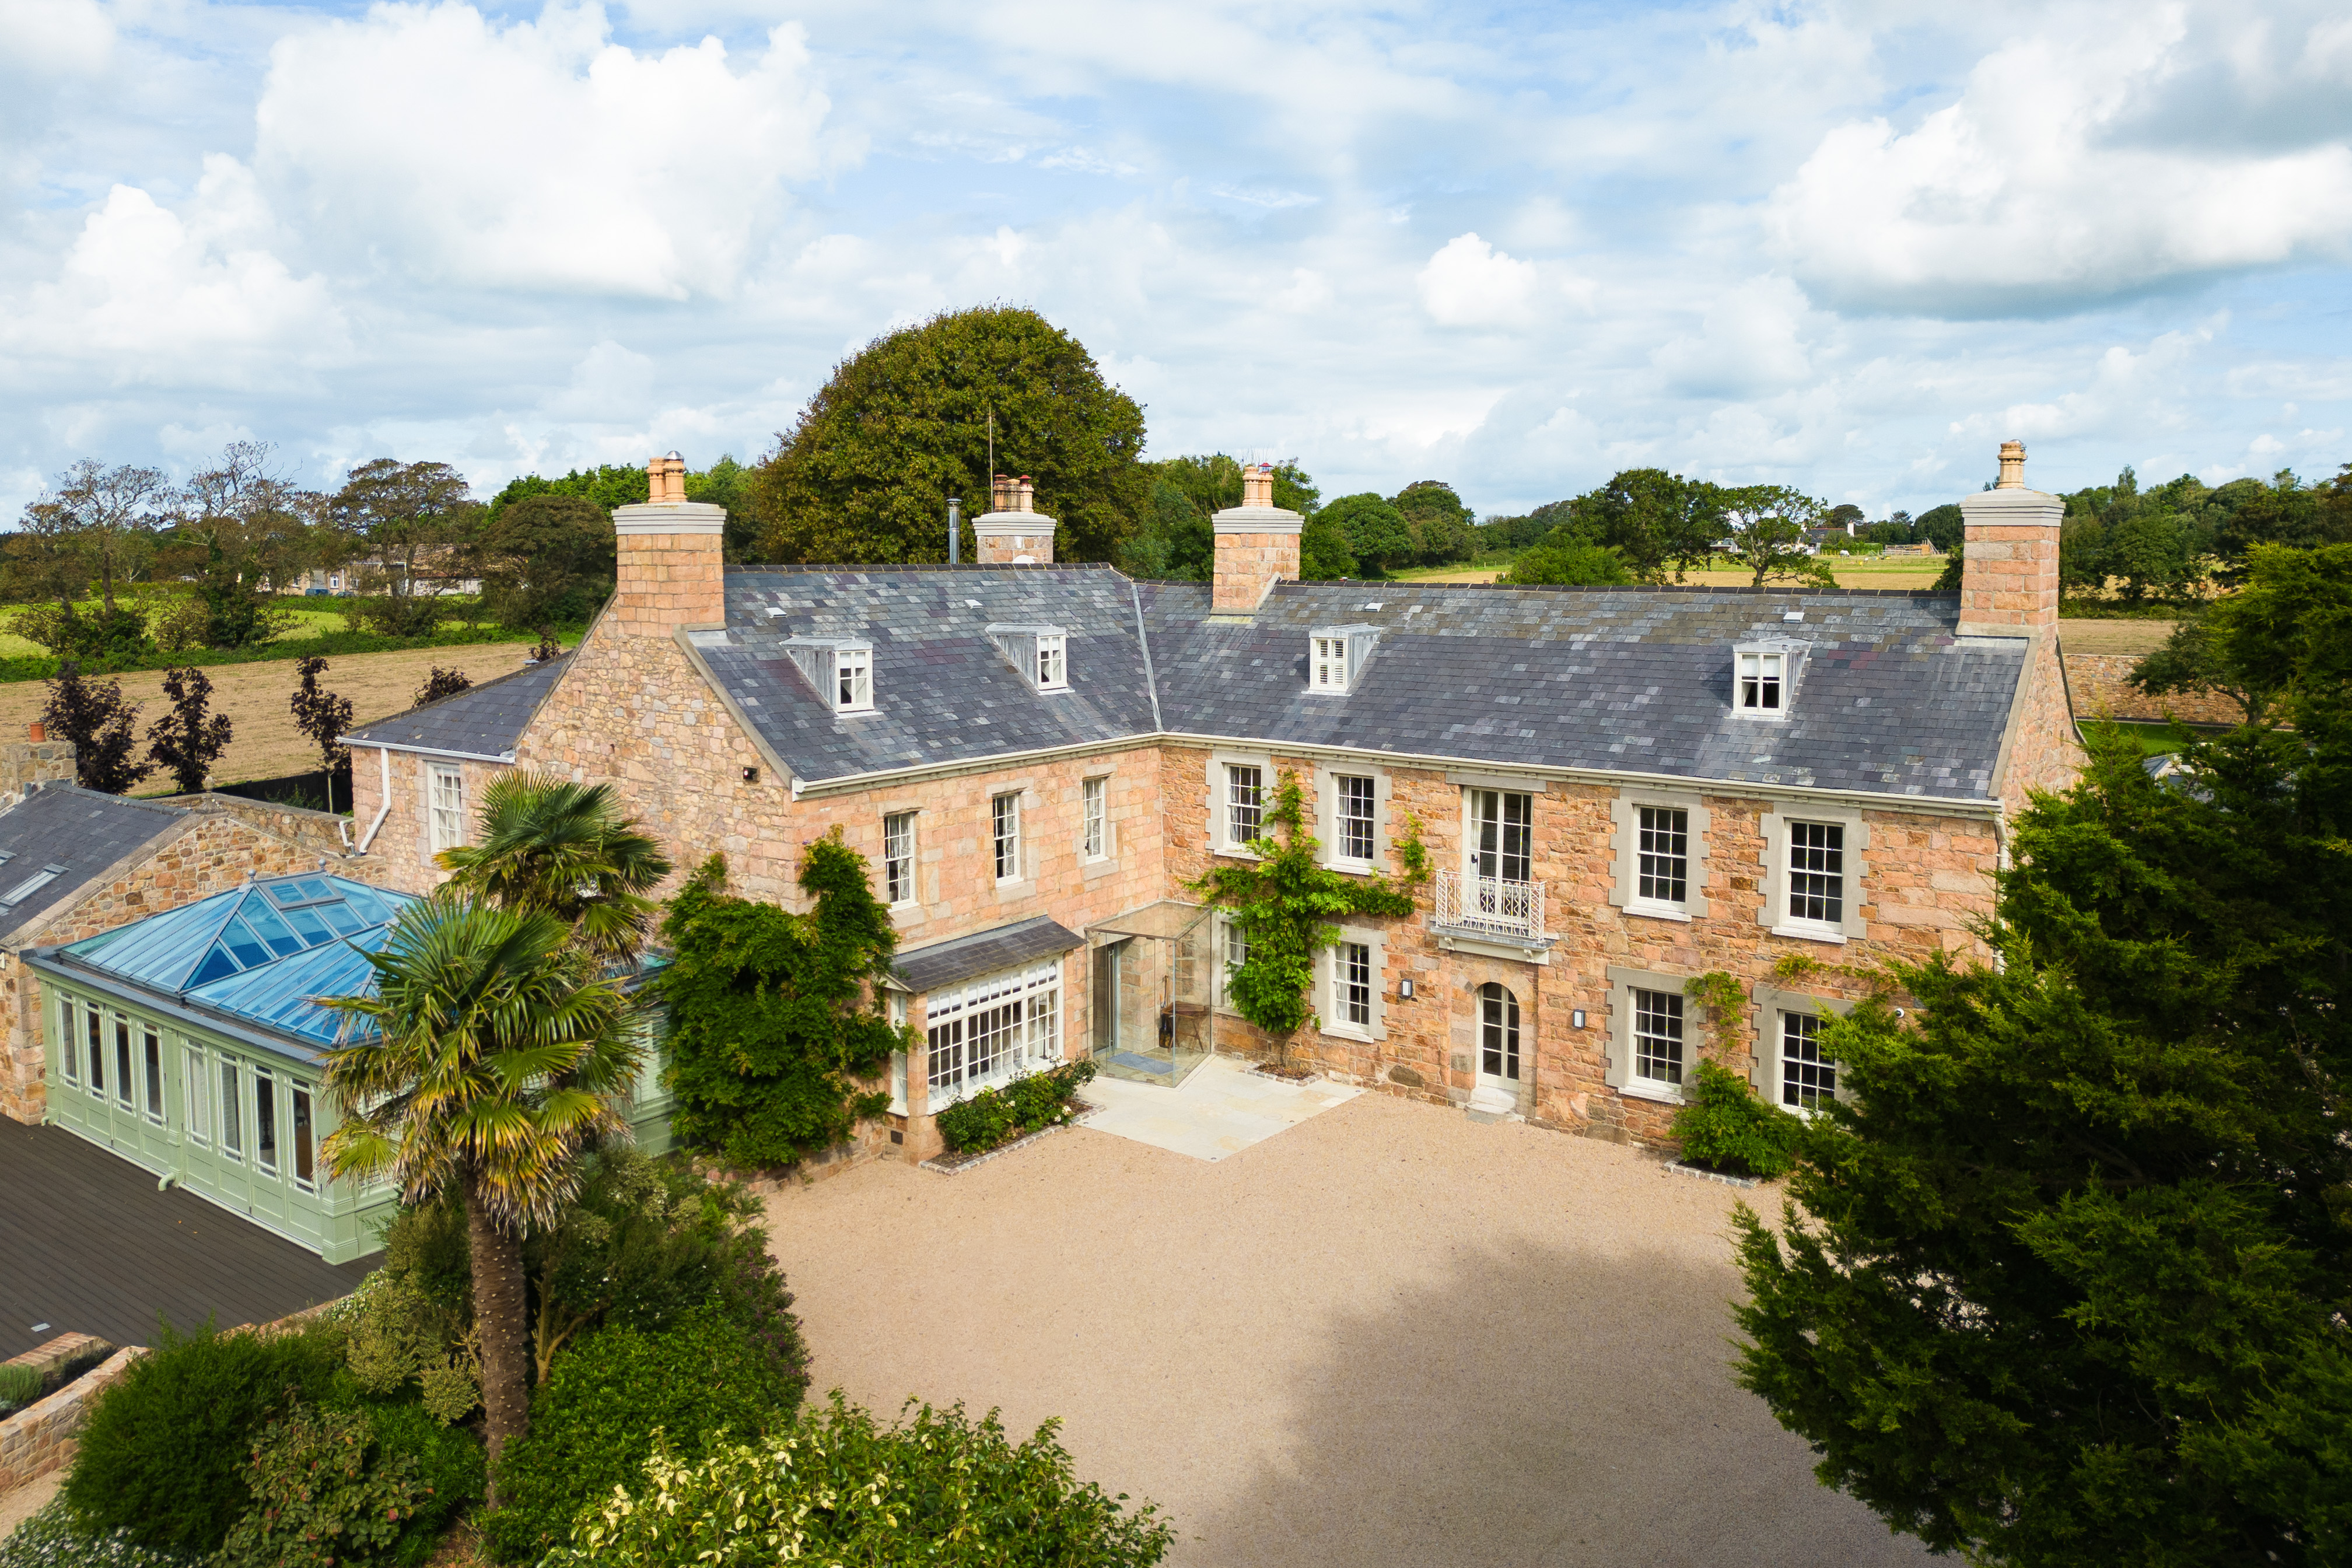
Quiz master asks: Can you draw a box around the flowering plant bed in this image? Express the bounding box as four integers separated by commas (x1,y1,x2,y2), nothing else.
933,1060,1099,1156
925,1098,1100,1174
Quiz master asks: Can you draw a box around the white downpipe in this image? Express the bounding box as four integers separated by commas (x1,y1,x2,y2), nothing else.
356,747,394,854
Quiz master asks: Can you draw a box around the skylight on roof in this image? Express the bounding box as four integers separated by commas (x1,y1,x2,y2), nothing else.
0,865,62,905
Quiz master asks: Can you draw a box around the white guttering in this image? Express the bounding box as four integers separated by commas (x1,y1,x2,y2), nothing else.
356,745,395,853
348,737,515,765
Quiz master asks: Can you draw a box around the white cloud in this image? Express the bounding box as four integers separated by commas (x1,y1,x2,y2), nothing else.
1768,5,2352,315
1650,276,1817,398
0,0,112,81
1,157,343,382
1417,233,1538,328
253,1,837,298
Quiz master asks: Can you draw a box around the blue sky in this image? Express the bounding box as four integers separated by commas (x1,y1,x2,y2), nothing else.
3,0,2349,523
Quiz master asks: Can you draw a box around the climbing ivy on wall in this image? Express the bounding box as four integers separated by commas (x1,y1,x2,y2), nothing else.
1190,772,1429,1051
657,834,907,1169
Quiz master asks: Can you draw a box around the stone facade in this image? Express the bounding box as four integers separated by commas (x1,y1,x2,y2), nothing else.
1161,748,2000,1146
1210,526,1301,613
0,740,75,810
2063,651,2244,727
0,806,379,1125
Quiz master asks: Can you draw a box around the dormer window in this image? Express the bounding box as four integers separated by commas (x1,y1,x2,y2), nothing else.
784,638,876,715
836,646,872,711
1313,636,1349,692
1307,625,1380,695
1733,642,1803,717
986,624,1070,694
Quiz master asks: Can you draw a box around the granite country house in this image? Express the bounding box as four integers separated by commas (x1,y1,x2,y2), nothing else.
335,444,2082,1168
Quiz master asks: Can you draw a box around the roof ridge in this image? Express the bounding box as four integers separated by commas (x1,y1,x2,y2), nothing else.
727,561,1122,575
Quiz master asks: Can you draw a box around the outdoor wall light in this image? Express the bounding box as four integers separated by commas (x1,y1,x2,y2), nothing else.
743,766,760,783
1398,978,1415,999
1571,1009,1587,1029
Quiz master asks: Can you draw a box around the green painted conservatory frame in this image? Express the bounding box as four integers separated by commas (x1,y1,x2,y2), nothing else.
26,872,673,1265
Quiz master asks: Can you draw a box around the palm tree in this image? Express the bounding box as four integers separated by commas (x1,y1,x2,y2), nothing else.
435,772,672,963
318,898,639,1493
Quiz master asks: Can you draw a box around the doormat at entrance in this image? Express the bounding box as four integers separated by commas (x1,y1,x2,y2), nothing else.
1108,1051,1174,1076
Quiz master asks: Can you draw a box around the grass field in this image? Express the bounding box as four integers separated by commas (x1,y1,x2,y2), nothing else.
6,642,556,789
0,599,475,659
2082,719,2213,757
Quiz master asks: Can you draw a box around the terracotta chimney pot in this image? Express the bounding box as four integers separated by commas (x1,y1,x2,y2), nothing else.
27,723,43,743
1996,440,2027,489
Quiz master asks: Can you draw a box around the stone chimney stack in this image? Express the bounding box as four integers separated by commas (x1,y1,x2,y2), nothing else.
1958,439,2062,638
0,731,75,810
973,473,1056,564
610,450,725,636
1211,462,1301,614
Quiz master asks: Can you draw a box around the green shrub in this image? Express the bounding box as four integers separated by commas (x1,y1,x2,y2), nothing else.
0,1363,41,1414
1671,1058,1804,1179
63,1317,348,1555
552,1393,1173,1567
0,1500,201,1568
217,1406,428,1568
937,1060,1098,1154
366,1399,488,1563
482,1307,807,1563
370,1151,810,1394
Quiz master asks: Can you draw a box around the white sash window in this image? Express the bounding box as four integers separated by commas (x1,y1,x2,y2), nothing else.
923,960,1063,1107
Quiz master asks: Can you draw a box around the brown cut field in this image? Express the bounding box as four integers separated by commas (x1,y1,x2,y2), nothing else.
0,644,551,789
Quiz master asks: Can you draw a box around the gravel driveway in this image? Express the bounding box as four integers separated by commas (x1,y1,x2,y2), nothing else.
764,1089,1926,1568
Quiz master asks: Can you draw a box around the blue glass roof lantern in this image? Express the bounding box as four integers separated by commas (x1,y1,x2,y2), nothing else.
62,873,417,998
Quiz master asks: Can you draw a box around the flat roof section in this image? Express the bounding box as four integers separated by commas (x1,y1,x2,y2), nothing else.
0,1117,373,1359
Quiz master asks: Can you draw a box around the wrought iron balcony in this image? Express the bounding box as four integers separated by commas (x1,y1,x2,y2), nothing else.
1432,870,1549,946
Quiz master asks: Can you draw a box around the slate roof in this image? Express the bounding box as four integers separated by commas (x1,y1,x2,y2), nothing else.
696,568,1160,780
0,787,190,943
346,654,573,760
1143,580,2022,800
891,915,1087,995
674,566,2022,803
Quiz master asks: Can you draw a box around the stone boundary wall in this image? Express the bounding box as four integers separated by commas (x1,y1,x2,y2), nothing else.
0,1338,142,1495
0,1298,351,1498
2063,652,2244,727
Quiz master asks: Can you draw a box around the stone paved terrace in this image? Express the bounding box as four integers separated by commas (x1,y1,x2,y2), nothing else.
764,1087,1929,1568
0,1118,373,1359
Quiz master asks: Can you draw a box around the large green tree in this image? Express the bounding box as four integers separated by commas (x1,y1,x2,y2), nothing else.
164,441,323,648
1320,492,1414,576
1391,479,1475,565
1718,484,1834,587
1120,454,1343,580
1554,468,1723,582
753,306,1147,566
472,494,616,629
321,901,640,1496
1734,556,2352,1564
328,459,481,635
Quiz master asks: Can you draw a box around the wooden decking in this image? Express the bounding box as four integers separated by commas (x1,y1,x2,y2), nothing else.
0,1118,376,1360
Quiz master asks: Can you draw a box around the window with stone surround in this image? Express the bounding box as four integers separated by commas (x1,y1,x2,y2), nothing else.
1318,926,1386,1041
883,811,917,905
992,792,1022,883
1605,964,1697,1103
1337,776,1374,862
1226,764,1262,846
428,764,466,852
1752,983,1855,1115
1081,776,1108,861
1218,916,1250,1009
1776,1011,1835,1110
1315,767,1388,872
1758,804,1868,942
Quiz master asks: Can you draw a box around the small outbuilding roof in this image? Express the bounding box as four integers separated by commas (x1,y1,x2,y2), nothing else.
890,915,1086,995
0,786,192,943
346,654,573,761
